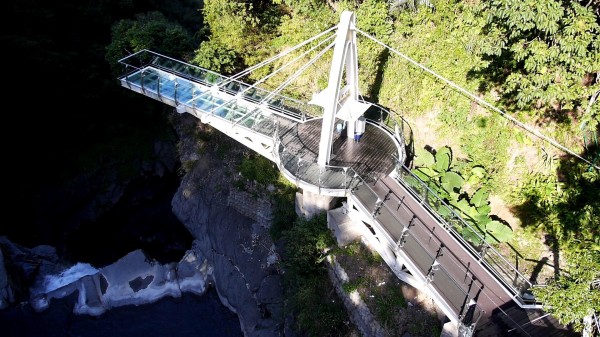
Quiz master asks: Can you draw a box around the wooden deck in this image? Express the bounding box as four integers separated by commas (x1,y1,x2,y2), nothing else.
278,118,399,179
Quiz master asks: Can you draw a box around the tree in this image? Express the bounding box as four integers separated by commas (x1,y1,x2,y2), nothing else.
202,0,259,55
105,11,194,71
513,157,600,249
280,213,352,336
355,0,394,97
191,39,239,74
516,152,600,332
473,0,600,130
196,0,284,77
532,248,600,332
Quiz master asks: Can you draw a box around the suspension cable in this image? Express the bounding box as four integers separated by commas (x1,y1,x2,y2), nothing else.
355,28,599,170
238,34,335,98
225,25,337,84
197,26,335,116
262,41,335,103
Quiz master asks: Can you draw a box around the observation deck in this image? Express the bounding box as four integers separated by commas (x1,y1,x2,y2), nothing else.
118,50,406,197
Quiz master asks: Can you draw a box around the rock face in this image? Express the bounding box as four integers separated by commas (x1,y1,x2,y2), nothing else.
170,114,285,337
1,112,286,337
0,237,69,307
0,249,14,309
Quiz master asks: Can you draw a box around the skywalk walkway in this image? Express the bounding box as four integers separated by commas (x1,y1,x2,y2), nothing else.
116,11,576,336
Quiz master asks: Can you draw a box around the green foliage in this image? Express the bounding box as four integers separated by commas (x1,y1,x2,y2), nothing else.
105,11,194,71
336,240,409,331
292,277,350,337
203,0,258,54
238,152,280,185
281,213,336,276
512,156,600,248
281,213,352,336
511,153,599,327
379,0,483,116
342,276,368,293
414,149,435,167
484,220,513,243
374,284,406,327
532,248,600,332
376,0,519,193
269,185,298,240
473,0,600,127
192,39,240,74
272,4,336,49
200,0,281,71
355,0,394,95
337,241,361,256
441,171,463,192
409,146,513,244
272,0,324,16
471,186,489,208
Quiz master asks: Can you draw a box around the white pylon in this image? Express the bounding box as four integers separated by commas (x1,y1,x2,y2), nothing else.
309,11,371,166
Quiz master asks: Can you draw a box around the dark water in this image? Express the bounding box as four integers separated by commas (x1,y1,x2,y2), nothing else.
0,289,243,337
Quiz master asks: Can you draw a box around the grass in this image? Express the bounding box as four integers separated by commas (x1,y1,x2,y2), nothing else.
335,240,442,336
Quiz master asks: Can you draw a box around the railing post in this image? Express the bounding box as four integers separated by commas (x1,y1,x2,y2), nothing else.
479,243,489,261
174,79,178,104
426,260,440,283
296,158,302,179
318,166,324,188
458,298,478,337
396,221,412,249
372,198,383,218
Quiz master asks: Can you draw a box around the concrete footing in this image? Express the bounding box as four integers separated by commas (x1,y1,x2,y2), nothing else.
295,190,339,218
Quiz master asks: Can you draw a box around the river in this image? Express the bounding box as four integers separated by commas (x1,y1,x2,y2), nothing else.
0,170,243,336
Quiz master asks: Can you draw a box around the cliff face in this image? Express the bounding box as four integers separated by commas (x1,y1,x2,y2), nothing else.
1,111,287,336
170,113,287,337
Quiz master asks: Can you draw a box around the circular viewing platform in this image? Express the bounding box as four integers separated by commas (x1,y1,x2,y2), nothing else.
276,117,403,195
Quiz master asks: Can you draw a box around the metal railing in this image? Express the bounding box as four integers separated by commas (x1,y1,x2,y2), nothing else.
117,49,535,309
118,49,227,86
395,164,536,304
348,174,484,330
118,50,317,124
359,97,415,164
274,142,364,192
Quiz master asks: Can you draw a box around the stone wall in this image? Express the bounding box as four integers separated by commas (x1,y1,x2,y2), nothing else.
227,189,272,228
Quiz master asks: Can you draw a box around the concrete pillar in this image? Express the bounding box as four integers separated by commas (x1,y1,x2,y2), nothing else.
295,190,339,219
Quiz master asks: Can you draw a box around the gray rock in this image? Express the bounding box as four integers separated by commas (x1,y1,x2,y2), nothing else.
0,248,14,309
170,113,285,337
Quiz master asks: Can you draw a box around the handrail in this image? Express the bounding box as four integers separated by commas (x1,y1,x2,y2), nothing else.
395,163,535,303
358,96,415,165
348,175,485,326
117,53,535,307
118,50,320,123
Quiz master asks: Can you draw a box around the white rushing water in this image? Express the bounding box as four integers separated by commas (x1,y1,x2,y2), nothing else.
38,262,99,294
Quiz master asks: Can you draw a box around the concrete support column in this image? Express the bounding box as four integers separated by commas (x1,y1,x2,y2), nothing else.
295,190,339,219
